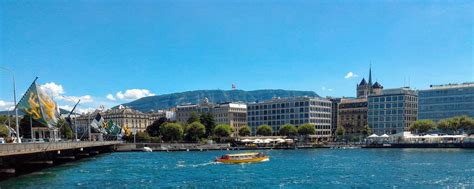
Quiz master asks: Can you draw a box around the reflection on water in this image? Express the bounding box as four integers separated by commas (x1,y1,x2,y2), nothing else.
1,149,473,188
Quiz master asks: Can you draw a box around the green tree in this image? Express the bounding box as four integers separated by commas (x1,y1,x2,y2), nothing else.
0,124,9,138
146,117,168,137
458,115,474,134
297,124,316,136
361,125,372,136
438,119,452,134
57,118,73,139
160,122,184,142
279,124,297,137
213,124,232,138
336,127,345,136
256,125,273,136
238,125,251,136
200,112,216,137
185,121,206,142
136,131,151,142
409,120,436,134
187,112,200,124
335,127,345,142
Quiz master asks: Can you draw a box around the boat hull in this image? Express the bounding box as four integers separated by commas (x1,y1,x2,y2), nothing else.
216,156,269,164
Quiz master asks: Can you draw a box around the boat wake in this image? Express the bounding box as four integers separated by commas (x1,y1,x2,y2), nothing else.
176,161,219,168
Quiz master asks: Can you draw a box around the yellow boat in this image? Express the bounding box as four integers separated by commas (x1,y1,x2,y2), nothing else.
215,152,269,164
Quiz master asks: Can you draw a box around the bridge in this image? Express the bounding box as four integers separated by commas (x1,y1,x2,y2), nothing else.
0,141,122,180
0,141,121,157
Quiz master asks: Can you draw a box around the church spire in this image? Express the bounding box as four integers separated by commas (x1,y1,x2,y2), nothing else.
368,63,372,85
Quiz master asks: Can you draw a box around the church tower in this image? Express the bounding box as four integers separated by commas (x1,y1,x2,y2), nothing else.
357,78,369,98
356,65,382,98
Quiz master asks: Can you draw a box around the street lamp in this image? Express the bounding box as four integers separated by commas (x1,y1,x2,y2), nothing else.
0,67,20,143
132,127,137,144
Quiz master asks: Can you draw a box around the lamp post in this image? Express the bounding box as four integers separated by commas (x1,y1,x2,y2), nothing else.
0,67,20,143
132,127,137,144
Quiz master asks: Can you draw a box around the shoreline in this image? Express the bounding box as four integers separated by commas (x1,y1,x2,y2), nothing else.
114,142,474,152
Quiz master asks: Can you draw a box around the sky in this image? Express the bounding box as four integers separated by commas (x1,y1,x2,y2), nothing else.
0,0,473,112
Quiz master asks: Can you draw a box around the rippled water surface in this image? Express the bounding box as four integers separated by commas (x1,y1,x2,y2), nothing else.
1,149,473,188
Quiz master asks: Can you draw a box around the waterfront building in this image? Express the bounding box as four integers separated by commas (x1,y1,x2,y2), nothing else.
328,97,342,136
337,98,368,135
176,98,247,135
148,109,177,122
246,96,332,139
368,87,418,135
418,82,474,122
102,106,151,132
74,105,152,136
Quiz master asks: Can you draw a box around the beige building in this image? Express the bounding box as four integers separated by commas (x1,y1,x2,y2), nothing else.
74,105,154,138
212,102,247,133
102,105,151,132
148,109,176,122
337,98,368,135
176,98,247,135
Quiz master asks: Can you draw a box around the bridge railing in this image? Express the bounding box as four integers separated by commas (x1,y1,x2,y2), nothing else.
0,141,122,156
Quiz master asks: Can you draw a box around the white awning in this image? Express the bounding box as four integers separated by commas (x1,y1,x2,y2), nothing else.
368,134,379,138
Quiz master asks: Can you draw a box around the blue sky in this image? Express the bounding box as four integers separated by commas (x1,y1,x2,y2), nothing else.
1,0,473,112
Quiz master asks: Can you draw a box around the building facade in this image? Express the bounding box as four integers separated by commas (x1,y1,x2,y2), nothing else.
368,87,418,135
176,98,247,135
328,97,342,136
418,82,474,122
337,98,368,134
247,97,332,139
148,109,177,122
102,106,151,132
74,105,153,137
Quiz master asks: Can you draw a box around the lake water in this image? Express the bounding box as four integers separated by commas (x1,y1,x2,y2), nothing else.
1,149,473,188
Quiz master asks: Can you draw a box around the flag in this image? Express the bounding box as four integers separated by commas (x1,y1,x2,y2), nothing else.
105,120,121,136
17,79,59,128
90,113,106,134
123,125,131,136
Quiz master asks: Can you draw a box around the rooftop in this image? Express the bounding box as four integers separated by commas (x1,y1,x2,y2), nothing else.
426,82,474,90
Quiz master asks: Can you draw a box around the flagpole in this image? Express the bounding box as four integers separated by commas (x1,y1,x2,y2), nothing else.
30,116,34,141
74,117,77,141
88,113,91,141
0,67,23,143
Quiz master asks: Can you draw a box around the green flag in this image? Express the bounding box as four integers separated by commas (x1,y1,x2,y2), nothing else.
17,79,59,128
105,120,121,135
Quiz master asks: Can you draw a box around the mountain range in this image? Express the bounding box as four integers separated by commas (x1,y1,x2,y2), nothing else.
119,89,319,112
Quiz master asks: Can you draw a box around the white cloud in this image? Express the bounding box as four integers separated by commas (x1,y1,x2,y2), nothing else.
106,94,116,101
344,72,359,79
39,82,94,104
115,89,155,100
62,95,94,103
40,82,65,97
0,100,14,111
59,105,97,114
